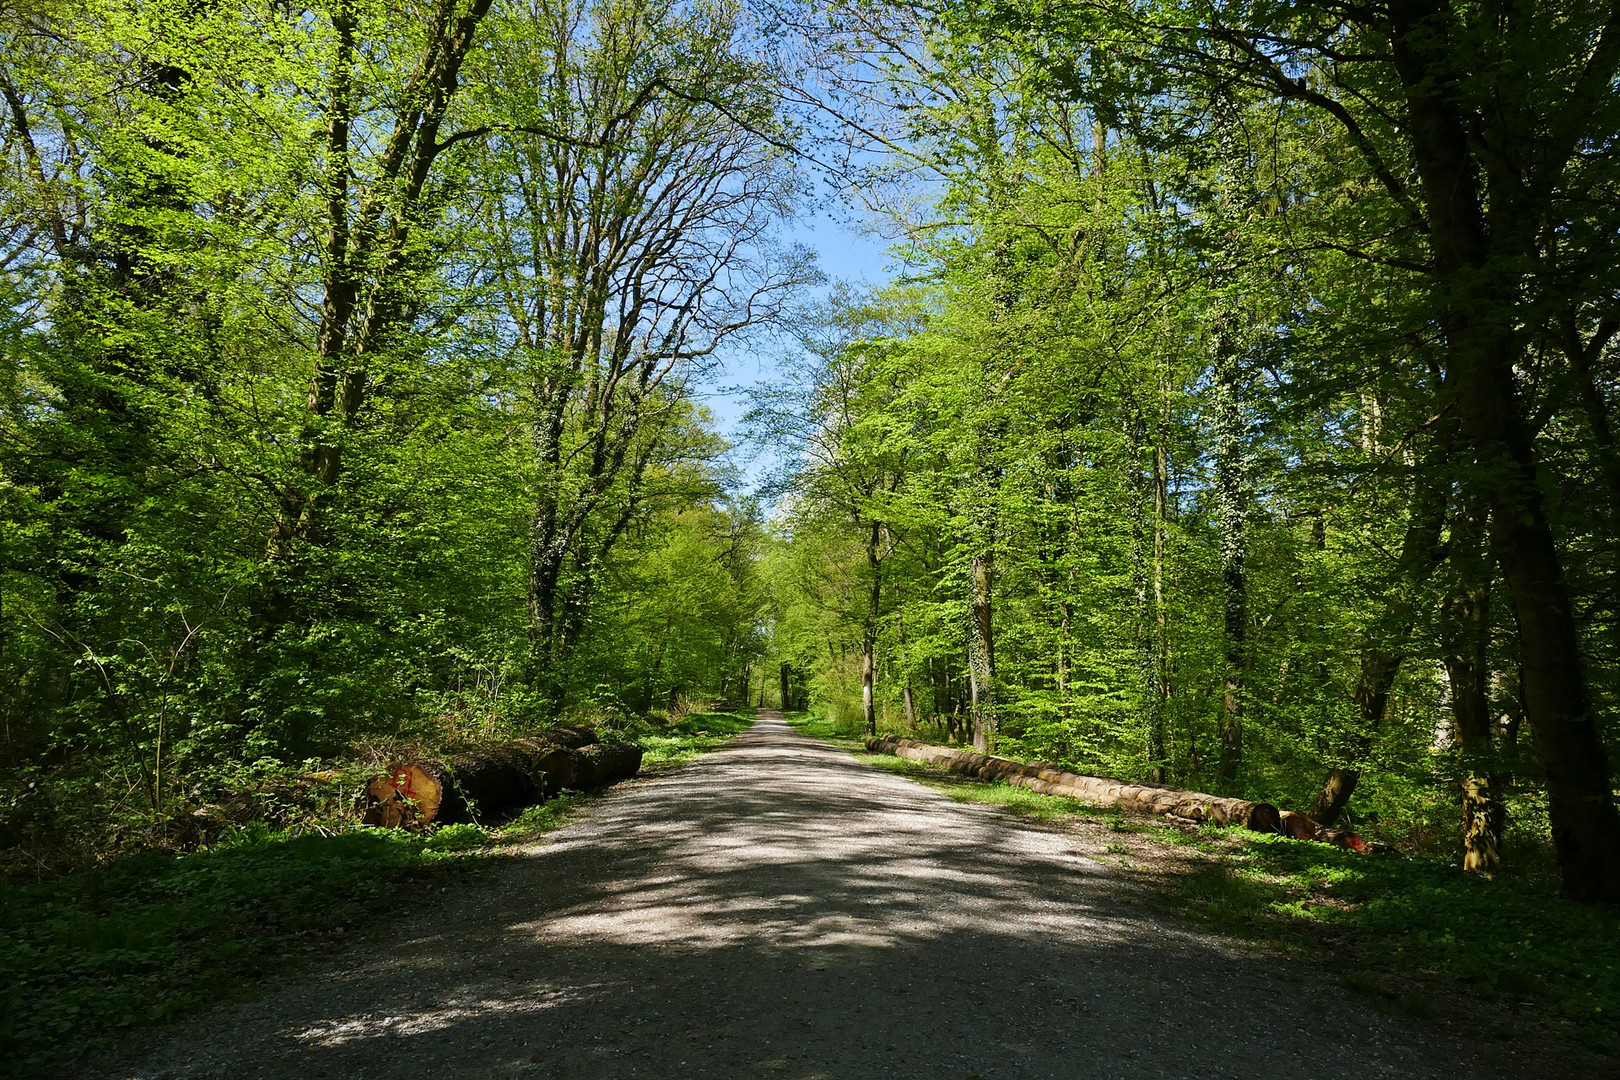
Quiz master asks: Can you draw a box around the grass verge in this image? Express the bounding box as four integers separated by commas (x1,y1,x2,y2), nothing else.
802,722,1620,1055
632,709,755,771
1,709,755,1078
1182,833,1620,1053
780,711,861,749
0,827,498,1078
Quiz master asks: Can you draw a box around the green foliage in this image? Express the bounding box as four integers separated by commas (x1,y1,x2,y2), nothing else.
758,0,1620,897
1191,836,1620,1041
630,710,756,772
0,827,495,1077
0,0,783,874
422,822,491,852
497,792,589,838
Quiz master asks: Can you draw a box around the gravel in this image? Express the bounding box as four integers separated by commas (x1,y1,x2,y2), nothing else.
88,712,1574,1079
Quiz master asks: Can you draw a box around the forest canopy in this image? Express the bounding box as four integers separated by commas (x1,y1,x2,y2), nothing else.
1,0,792,869
751,0,1620,902
4,0,1620,905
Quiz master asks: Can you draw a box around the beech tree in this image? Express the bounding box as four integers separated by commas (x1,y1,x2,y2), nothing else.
468,0,808,701
760,0,1620,901
0,0,787,850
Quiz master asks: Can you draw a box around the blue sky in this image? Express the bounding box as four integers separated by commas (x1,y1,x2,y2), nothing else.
696,210,898,490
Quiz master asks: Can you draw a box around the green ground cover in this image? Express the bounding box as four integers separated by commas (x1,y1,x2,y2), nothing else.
0,711,754,1078
787,714,1620,1055
629,710,755,771
0,828,490,1078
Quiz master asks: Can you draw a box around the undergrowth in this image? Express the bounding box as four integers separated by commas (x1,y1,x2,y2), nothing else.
631,710,755,771
0,708,754,1078
804,721,1620,1055
0,826,499,1078
1178,834,1620,1053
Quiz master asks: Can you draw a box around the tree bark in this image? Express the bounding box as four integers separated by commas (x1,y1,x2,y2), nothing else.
863,520,882,736
968,551,995,753
1212,329,1246,788
1442,497,1504,875
897,614,917,729
867,736,1281,832
1152,443,1171,778
361,736,640,829
1391,0,1620,900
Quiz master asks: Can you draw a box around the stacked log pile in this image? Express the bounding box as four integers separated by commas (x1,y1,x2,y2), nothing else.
865,736,1279,831
863,735,1378,850
363,729,642,829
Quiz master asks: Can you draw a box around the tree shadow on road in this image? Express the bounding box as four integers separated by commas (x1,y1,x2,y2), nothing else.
104,719,1562,1080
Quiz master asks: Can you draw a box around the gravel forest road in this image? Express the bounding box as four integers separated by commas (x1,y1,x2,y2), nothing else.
96,712,1556,1080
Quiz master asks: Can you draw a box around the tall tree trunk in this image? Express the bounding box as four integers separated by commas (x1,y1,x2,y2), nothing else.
1212,331,1247,788
968,551,995,753
524,339,576,679
1058,592,1072,694
1307,422,1453,825
1450,660,1504,877
1152,442,1171,779
1391,0,1620,900
862,521,882,736
1558,314,1620,512
897,614,917,730
1442,496,1504,875
1136,433,1171,782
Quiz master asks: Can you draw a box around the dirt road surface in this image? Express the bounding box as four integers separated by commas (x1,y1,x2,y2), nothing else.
92,713,1558,1079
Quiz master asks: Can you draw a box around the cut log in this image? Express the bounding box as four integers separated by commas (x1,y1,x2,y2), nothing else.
570,741,645,789
545,725,599,750
1278,810,1320,841
863,735,1282,832
362,746,541,828
363,765,442,829
509,738,578,796
362,735,644,829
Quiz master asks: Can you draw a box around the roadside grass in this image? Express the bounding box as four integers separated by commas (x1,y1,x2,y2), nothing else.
0,827,500,1078
1185,833,1620,1053
806,724,1620,1054
1,709,754,1079
633,709,755,771
780,711,861,749
852,752,1104,824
